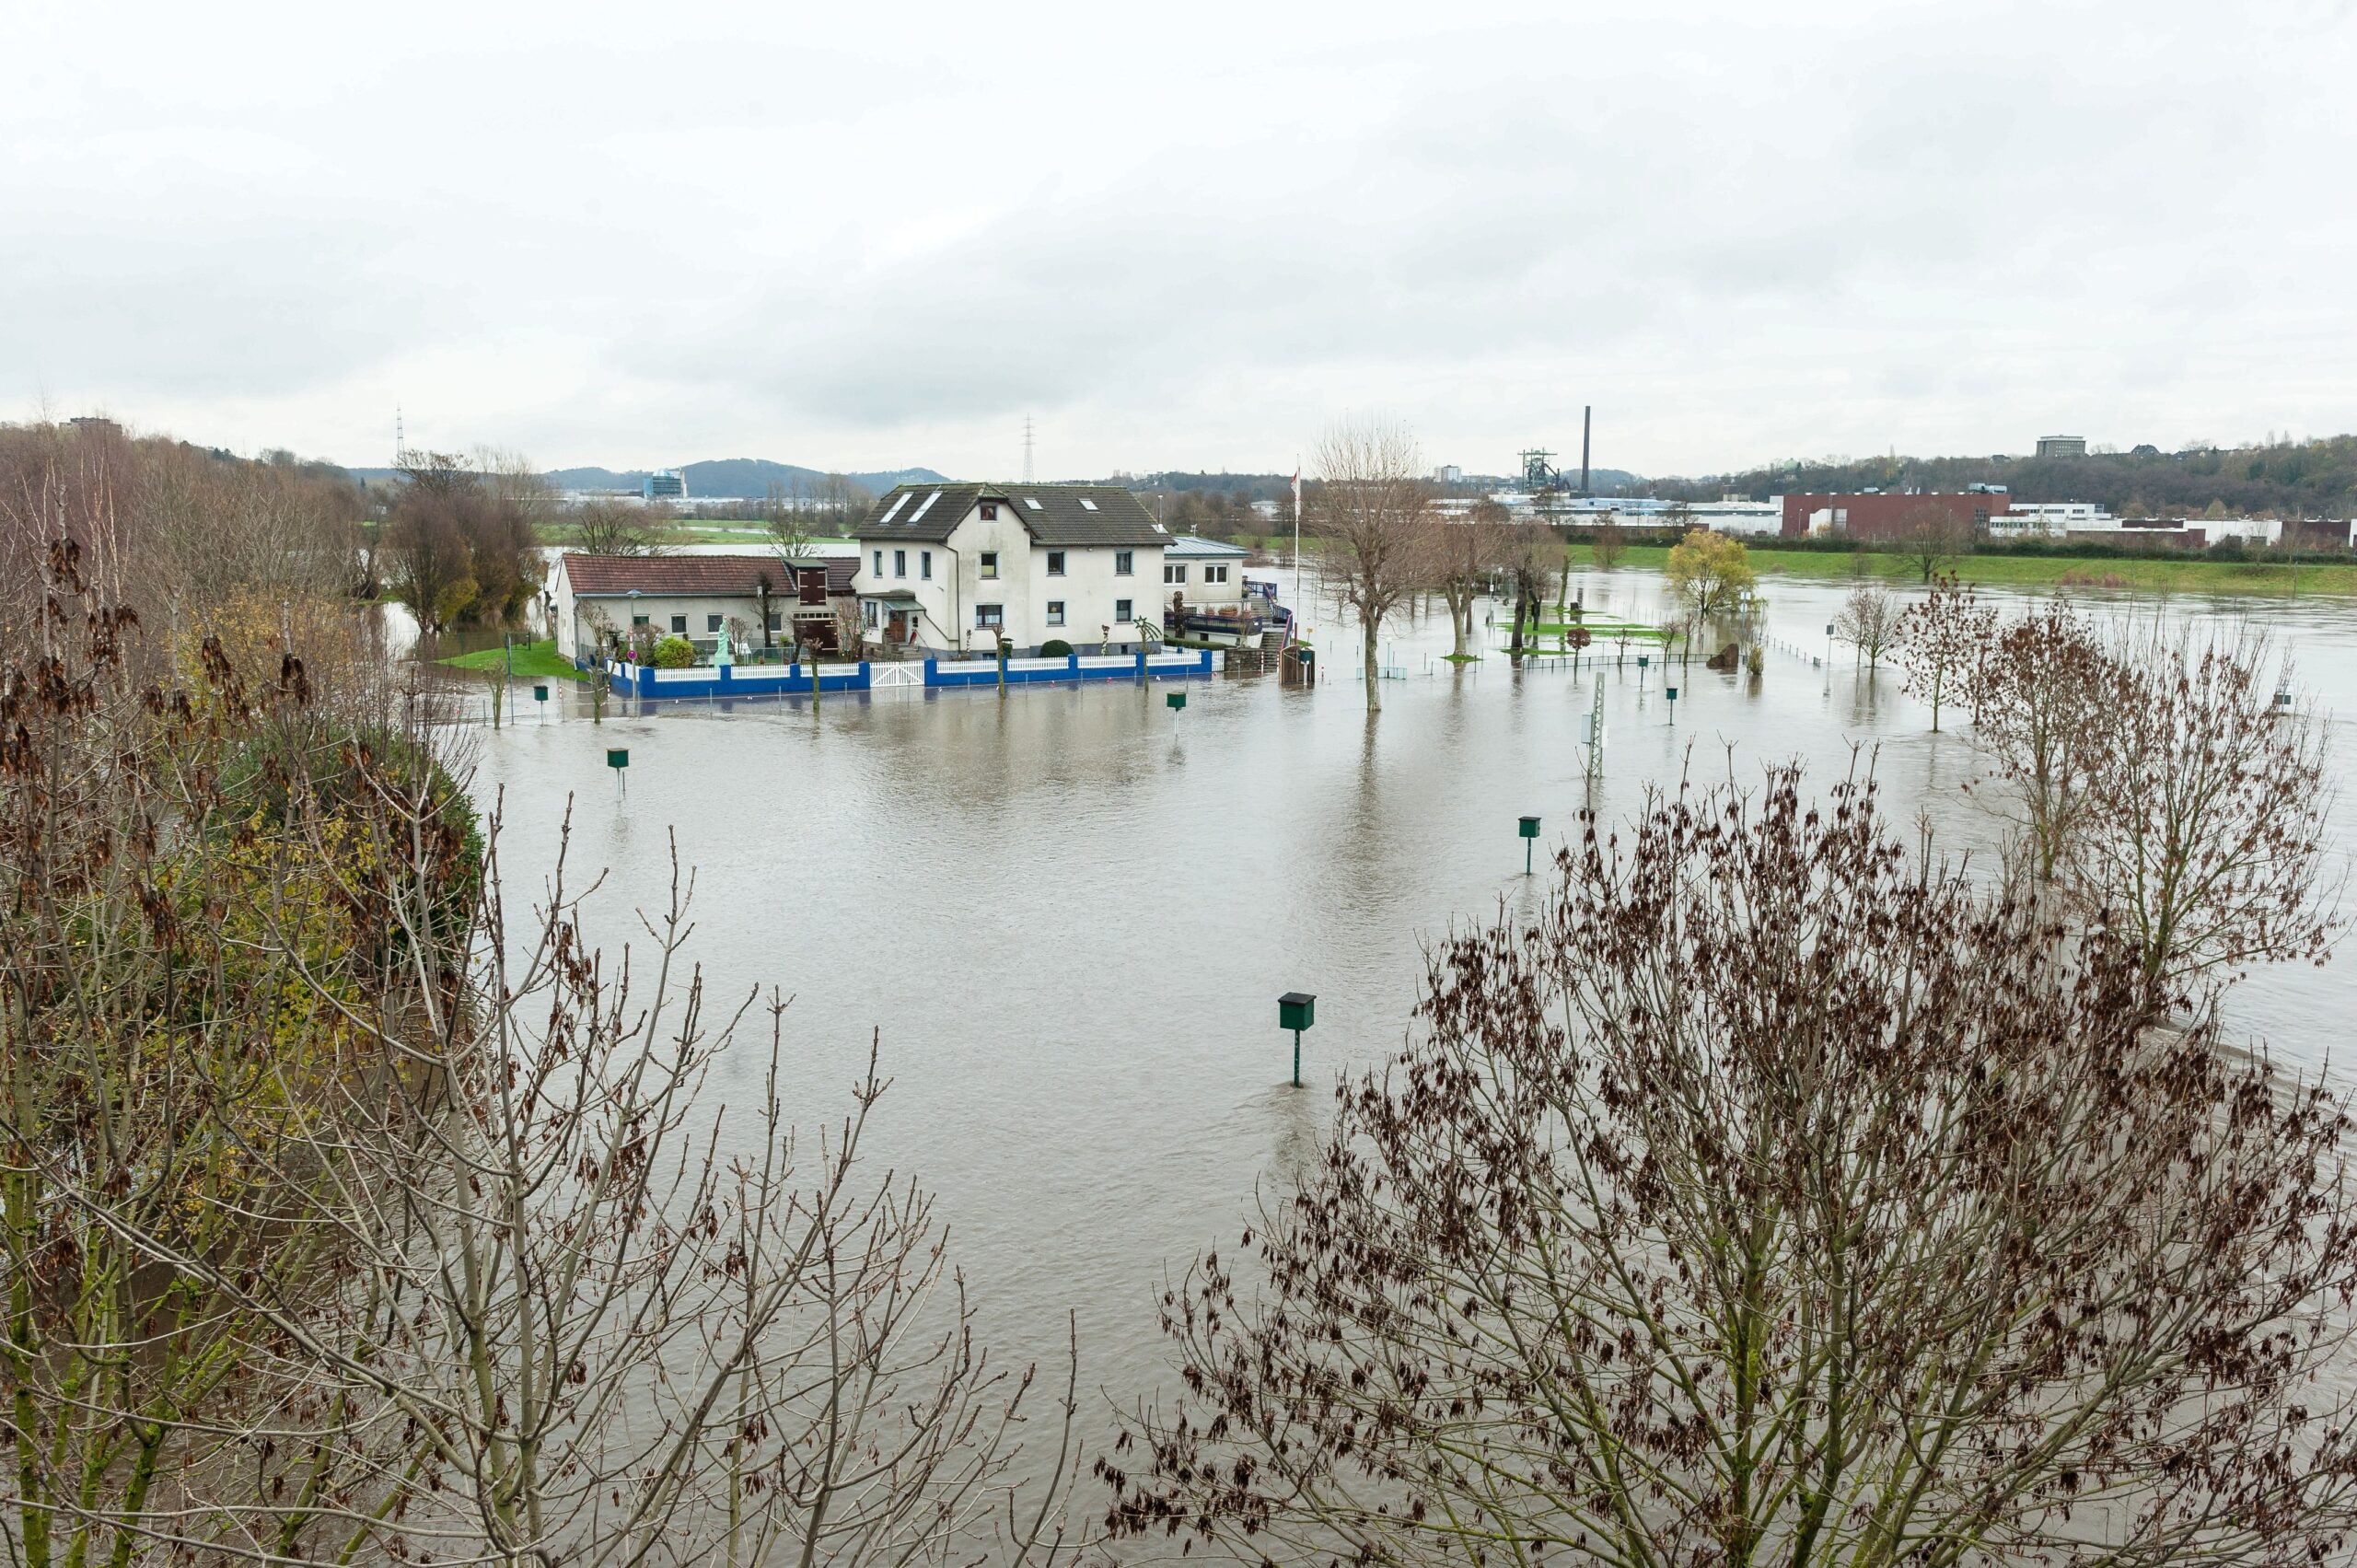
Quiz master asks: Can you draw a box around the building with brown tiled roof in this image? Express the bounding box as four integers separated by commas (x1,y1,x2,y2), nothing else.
552,552,855,663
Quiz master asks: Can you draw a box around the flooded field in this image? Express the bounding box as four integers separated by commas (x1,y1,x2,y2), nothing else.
467,568,2357,1448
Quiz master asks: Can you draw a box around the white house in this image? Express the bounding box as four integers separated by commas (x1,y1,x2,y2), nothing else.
852,482,1168,655
1160,534,1249,612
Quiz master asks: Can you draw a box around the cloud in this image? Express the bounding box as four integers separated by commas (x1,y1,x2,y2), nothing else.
5,0,2354,475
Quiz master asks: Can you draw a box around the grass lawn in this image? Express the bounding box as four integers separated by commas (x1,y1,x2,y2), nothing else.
1570,544,2357,596
540,526,860,549
437,639,584,681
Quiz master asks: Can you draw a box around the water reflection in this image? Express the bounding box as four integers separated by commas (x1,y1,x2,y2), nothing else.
467,567,2356,1447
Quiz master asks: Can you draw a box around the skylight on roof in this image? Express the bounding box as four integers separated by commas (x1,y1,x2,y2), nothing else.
1023,497,1044,510
877,493,912,525
1079,498,1098,511
1152,522,1167,533
907,489,944,524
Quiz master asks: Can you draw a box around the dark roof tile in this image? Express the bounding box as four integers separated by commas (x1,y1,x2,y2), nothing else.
856,482,1167,548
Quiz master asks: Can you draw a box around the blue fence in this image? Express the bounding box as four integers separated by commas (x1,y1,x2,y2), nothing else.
923,649,1213,689
598,647,1214,702
602,662,871,701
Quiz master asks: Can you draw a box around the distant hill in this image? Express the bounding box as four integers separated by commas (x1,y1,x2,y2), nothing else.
1654,437,2357,518
540,459,946,499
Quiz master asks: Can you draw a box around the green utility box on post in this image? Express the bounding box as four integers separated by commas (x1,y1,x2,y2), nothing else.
1278,992,1316,1087
1519,815,1541,876
1166,691,1187,711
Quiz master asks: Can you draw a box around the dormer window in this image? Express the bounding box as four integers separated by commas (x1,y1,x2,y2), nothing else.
981,502,998,519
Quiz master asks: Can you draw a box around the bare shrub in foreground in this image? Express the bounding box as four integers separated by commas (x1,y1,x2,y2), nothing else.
0,557,1083,1567
1110,766,2357,1568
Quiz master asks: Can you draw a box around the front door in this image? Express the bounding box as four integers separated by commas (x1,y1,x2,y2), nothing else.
887,610,911,643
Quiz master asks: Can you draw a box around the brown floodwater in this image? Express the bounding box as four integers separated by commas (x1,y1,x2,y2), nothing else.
465,567,2357,1469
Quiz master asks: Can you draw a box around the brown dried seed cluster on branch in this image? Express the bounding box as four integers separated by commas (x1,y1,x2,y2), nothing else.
1,558,1086,1568
1109,765,2357,1568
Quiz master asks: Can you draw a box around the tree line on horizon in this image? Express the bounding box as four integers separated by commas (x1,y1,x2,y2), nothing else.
1657,432,2357,518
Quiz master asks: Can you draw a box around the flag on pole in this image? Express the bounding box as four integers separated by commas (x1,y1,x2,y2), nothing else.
1290,468,1302,515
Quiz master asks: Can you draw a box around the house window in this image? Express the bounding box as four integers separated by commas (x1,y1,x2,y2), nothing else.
981,552,999,578
1046,600,1065,626
1114,551,1133,575
632,614,650,627
894,549,907,578
981,502,998,519
976,604,1004,630
921,550,933,580
1046,551,1065,575
1206,564,1229,584
1164,563,1187,585
766,611,783,632
873,550,883,576
707,614,724,633
863,601,880,630
670,614,687,633
1115,598,1133,624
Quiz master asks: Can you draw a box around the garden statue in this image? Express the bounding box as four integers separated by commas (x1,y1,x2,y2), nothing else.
715,625,734,669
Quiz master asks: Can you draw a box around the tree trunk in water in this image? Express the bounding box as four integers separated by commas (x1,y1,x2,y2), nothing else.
1450,597,1470,658
1363,620,1381,712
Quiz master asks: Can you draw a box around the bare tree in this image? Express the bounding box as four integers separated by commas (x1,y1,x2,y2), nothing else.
2077,622,2341,1001
1497,519,1554,659
1314,418,1430,712
571,497,670,556
1110,766,2357,1568
1588,518,1625,571
1898,502,1975,582
1972,599,2112,883
1832,575,1901,670
1429,502,1504,660
1895,572,1994,731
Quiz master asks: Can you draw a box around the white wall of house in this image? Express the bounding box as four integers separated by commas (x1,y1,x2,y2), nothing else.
854,501,1161,654
1162,554,1244,610
1030,538,1152,649
563,594,788,659
854,536,958,648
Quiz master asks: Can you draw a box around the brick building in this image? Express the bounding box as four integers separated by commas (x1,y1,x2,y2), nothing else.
1780,493,2008,541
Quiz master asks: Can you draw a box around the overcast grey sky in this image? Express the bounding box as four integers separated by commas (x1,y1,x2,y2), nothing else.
7,0,2354,480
